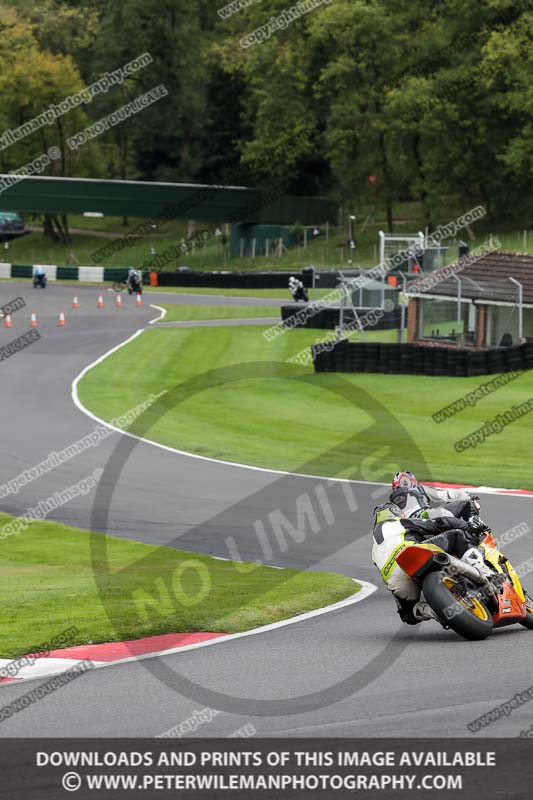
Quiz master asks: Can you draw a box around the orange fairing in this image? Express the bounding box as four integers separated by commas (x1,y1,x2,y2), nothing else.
492,581,526,626
482,532,497,548
396,543,444,579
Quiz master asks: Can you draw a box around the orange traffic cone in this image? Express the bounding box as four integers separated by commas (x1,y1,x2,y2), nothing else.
97,294,104,308
4,313,12,328
135,293,142,307
73,295,79,309
115,293,123,307
30,311,38,328
58,311,66,327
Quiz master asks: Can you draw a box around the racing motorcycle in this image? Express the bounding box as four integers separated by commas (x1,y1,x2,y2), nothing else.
291,284,309,302
126,269,143,295
396,528,533,640
33,273,47,288
288,278,309,303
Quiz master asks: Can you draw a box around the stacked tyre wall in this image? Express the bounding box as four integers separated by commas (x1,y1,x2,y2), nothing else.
312,341,533,377
281,305,401,330
155,270,342,289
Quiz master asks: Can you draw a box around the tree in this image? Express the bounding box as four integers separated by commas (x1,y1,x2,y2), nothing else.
480,1,533,217
0,3,99,241
89,0,212,183
5,0,100,66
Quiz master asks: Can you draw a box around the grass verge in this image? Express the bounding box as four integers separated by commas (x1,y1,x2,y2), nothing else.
8,206,533,271
78,324,533,489
157,304,281,322
0,513,357,659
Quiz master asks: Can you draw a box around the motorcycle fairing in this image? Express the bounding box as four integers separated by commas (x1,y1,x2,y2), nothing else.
395,542,445,580
480,542,526,602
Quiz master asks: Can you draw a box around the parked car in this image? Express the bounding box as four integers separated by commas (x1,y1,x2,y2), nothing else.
0,212,25,233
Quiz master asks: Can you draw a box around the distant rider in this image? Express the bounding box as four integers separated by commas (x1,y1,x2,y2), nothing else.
390,470,481,521
33,265,47,288
289,276,309,302
372,502,490,625
126,269,143,295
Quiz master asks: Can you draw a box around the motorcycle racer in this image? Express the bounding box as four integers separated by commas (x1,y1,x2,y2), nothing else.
372,502,490,625
288,276,309,302
126,268,143,295
390,470,481,521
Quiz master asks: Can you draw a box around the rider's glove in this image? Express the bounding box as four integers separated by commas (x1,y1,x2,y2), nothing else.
467,515,490,537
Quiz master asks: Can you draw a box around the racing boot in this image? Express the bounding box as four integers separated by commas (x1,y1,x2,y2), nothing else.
413,600,440,623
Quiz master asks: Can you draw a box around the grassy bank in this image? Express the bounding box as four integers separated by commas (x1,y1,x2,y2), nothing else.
158,304,281,322
0,514,357,658
78,324,533,489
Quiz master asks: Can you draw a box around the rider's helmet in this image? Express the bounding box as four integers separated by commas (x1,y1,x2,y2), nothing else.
390,470,429,513
373,502,404,526
392,470,417,491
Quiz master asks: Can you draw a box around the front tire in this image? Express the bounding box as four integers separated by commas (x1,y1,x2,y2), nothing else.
422,570,494,641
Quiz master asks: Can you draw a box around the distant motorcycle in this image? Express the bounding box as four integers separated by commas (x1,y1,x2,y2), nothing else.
396,527,533,640
288,278,308,302
33,273,47,288
292,285,309,302
126,270,143,295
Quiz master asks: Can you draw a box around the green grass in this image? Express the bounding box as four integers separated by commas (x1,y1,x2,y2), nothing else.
61,214,189,236
0,513,356,658
7,200,533,272
78,324,533,490
158,304,281,322
347,328,399,343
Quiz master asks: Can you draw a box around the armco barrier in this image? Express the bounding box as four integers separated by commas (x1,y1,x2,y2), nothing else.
103,267,130,283
11,264,32,278
56,266,79,280
78,266,104,282
3,264,347,289
4,264,141,283
312,341,532,377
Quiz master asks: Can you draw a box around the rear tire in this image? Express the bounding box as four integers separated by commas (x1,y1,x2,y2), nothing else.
520,590,533,629
422,570,494,641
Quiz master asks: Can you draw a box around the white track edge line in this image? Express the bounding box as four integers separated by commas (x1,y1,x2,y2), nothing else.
148,304,167,324
92,578,378,668
156,318,279,326
71,327,533,495
2,580,377,686
70,328,384,485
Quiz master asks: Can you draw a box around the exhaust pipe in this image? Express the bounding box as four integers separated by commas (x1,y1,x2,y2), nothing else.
433,552,486,584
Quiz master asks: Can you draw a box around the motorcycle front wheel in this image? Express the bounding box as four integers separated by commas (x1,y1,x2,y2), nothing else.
422,570,494,641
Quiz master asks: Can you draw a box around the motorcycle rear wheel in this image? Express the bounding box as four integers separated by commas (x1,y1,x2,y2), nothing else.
422,570,494,641
519,591,533,629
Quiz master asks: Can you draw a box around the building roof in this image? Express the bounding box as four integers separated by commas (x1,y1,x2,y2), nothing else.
0,175,336,224
405,250,533,305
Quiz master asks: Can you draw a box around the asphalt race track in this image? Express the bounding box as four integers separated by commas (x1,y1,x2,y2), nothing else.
0,281,532,738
